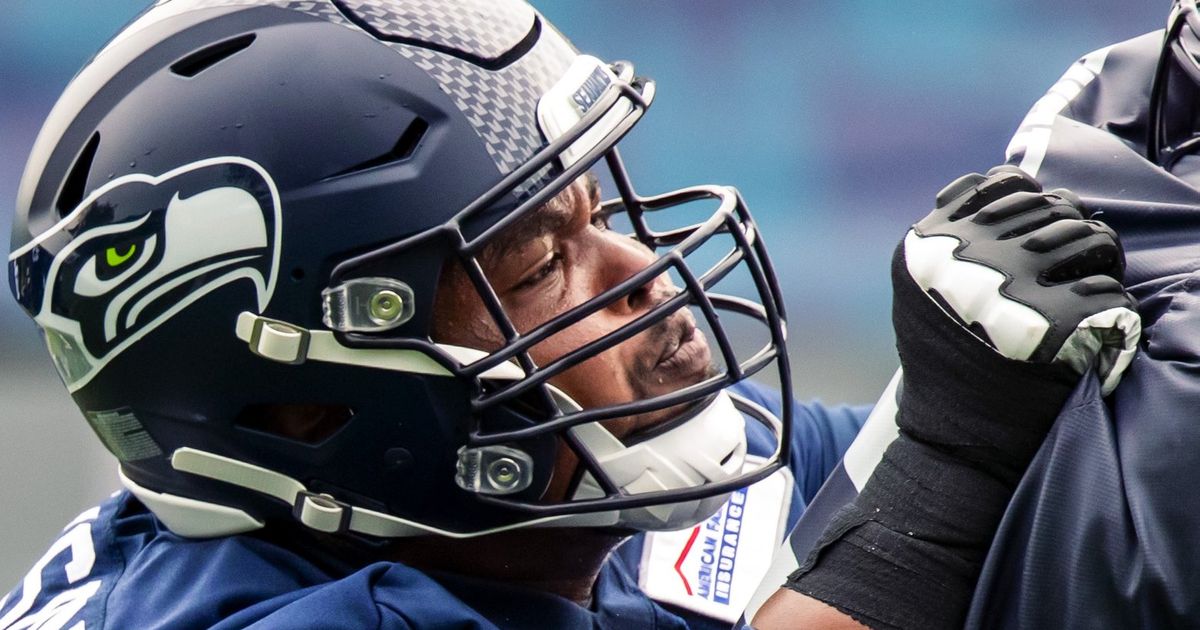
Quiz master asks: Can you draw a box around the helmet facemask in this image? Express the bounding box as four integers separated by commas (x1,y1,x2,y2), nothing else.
313,56,794,532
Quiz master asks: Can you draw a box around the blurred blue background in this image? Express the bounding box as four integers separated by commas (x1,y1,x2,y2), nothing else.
0,1,1163,585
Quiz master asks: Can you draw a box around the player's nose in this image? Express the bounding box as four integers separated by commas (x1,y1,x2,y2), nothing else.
593,232,674,315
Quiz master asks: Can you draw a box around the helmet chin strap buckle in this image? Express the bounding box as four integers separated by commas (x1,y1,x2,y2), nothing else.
293,490,353,534
242,314,311,364
234,311,525,379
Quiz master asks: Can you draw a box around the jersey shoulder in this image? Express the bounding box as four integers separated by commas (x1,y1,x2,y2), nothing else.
0,492,487,629
0,493,126,630
0,492,693,629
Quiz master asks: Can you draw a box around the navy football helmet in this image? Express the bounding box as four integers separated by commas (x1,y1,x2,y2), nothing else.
9,0,791,538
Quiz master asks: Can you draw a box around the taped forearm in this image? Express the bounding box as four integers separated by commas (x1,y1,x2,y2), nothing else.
784,438,1010,629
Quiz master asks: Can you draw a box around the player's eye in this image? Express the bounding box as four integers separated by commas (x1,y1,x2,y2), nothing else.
514,252,563,291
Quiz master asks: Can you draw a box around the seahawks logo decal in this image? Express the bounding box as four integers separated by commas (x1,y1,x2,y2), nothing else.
8,157,281,391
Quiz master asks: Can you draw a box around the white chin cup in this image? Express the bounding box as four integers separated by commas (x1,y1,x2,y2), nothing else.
570,390,748,531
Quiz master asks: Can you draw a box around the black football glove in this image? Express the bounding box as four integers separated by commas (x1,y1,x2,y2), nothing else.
784,167,1141,630
903,164,1139,395
892,164,1140,482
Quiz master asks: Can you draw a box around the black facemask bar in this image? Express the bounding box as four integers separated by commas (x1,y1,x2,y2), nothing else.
331,60,792,517
1148,0,1200,169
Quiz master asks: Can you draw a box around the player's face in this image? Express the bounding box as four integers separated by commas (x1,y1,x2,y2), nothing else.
433,175,715,495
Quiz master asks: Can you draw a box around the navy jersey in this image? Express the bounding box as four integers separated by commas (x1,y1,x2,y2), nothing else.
0,381,867,630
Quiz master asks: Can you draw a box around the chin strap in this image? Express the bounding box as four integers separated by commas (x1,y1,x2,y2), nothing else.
125,390,772,540
124,447,622,539
125,312,770,539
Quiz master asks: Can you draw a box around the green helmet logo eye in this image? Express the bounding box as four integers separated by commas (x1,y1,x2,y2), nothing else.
105,244,137,267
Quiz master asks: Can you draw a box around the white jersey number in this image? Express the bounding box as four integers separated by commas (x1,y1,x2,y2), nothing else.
0,508,103,630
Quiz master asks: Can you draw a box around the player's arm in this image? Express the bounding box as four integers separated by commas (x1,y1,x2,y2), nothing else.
755,591,867,629
754,166,1139,629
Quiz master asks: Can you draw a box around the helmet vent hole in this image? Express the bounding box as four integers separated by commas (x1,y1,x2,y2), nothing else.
327,117,428,178
290,267,306,282
170,33,256,78
56,131,100,217
390,117,429,161
234,403,354,445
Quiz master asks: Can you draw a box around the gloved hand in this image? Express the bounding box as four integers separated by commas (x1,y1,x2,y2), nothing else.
782,167,1141,630
893,165,1140,483
902,164,1139,396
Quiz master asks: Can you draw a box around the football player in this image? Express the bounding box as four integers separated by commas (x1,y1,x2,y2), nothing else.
2,1,1137,628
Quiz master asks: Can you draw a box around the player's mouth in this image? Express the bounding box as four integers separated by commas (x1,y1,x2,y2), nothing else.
654,314,712,380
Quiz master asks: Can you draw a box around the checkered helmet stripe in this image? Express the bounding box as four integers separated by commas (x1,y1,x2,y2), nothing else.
125,0,576,187
337,0,536,60
388,28,576,181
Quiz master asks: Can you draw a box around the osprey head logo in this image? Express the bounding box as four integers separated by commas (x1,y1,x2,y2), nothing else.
8,157,281,392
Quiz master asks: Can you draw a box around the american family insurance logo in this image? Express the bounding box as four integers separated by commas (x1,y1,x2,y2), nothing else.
676,488,747,603
639,459,789,623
